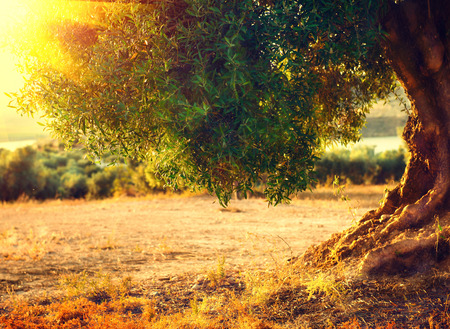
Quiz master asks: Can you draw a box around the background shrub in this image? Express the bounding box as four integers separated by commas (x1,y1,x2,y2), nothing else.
0,147,38,201
314,146,407,185
0,141,407,202
59,172,88,199
87,169,117,199
34,167,60,200
374,148,408,183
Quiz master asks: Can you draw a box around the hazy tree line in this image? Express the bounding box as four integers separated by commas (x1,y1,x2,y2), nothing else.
0,141,165,202
0,141,407,202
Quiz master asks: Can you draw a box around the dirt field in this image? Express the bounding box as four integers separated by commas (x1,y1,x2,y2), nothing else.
0,186,386,300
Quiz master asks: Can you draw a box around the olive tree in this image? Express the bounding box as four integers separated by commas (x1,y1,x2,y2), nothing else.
11,0,450,275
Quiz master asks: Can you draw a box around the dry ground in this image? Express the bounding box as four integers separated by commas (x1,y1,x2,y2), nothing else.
3,185,450,328
0,185,382,300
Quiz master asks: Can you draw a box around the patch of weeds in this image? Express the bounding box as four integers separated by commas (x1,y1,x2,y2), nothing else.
434,215,449,261
182,291,277,329
206,255,227,287
4,268,450,328
189,296,200,315
26,229,51,260
245,232,294,269
244,270,280,305
106,296,148,315
239,234,304,309
380,186,391,206
0,228,18,259
58,270,133,303
97,230,121,250
2,286,24,311
333,176,358,221
242,261,302,310
154,236,173,259
53,298,97,325
133,244,143,253
0,227,63,261
181,296,217,328
305,272,349,304
141,299,157,321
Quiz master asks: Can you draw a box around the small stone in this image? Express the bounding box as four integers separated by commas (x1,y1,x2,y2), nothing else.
195,275,206,283
191,283,201,290
227,277,236,284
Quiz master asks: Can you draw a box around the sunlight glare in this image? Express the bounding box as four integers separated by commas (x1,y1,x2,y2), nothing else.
0,0,32,42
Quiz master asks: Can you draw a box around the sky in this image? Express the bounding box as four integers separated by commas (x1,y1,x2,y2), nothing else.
0,0,48,142
0,49,48,142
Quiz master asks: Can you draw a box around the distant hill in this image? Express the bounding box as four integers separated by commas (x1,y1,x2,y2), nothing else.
362,95,409,137
362,116,407,138
0,106,48,142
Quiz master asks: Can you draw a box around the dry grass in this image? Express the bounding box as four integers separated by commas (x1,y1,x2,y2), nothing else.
2,264,450,328
296,183,396,209
0,227,65,261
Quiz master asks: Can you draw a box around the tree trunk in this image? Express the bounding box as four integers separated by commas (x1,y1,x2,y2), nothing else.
301,0,450,276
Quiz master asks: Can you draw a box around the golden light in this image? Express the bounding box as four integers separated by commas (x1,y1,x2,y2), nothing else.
0,0,102,88
0,0,43,142
0,0,119,143
0,0,110,142
0,0,31,36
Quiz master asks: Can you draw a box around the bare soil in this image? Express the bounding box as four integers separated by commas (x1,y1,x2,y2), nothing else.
0,186,383,300
2,185,450,328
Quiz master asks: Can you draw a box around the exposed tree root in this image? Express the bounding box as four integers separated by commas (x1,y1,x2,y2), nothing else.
361,227,450,275
300,150,449,277
300,205,450,277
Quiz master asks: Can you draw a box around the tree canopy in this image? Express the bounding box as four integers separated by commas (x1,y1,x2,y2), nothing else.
11,0,398,205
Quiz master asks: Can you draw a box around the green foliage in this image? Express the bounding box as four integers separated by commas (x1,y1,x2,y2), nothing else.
144,162,168,191
39,154,68,169
0,141,407,202
58,271,133,302
0,147,38,201
87,169,117,199
0,141,170,202
315,146,407,185
11,0,398,206
34,167,60,200
59,172,88,199
111,165,134,196
131,163,160,194
373,148,408,184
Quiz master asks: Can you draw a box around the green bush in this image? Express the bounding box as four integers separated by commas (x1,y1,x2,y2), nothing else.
87,169,117,199
39,154,68,169
130,164,153,195
111,165,134,196
0,150,8,201
59,172,88,199
144,164,166,192
0,147,39,201
374,148,408,184
34,167,60,200
314,145,407,185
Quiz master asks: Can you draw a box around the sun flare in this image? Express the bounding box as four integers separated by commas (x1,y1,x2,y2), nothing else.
0,0,33,102
0,0,32,40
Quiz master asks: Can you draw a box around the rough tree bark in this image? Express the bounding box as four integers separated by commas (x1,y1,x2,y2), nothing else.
301,0,450,276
